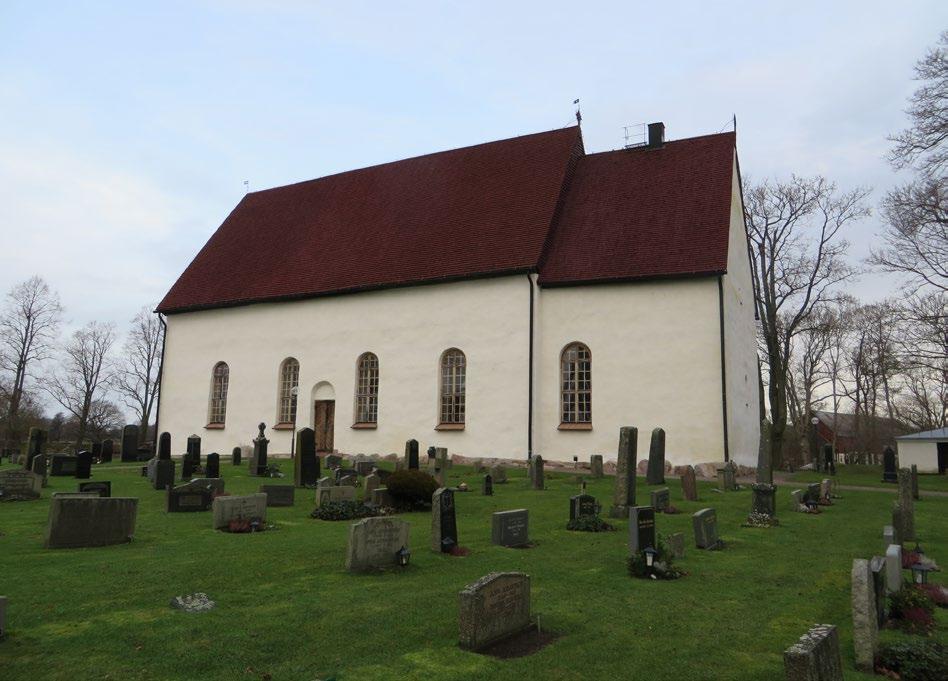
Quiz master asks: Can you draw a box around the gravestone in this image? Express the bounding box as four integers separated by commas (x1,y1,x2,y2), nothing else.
334,467,359,482
205,452,220,479
78,481,111,497
757,417,773,484
259,484,295,507
896,468,915,541
667,532,685,559
24,427,46,471
345,516,410,572
851,558,877,672
610,426,637,518
75,451,92,479
249,423,269,476
434,447,448,474
91,442,102,463
650,488,670,512
530,455,544,490
158,432,171,460
188,477,224,496
750,483,776,517
363,472,380,501
628,506,657,555
910,464,919,501
570,493,597,520
881,446,897,483
885,544,902,593
30,454,48,487
166,483,213,512
590,454,604,478
431,487,459,552
121,424,139,462
100,439,114,463
294,428,319,487
212,493,267,529
805,482,821,506
50,455,77,476
136,444,152,462
181,455,196,481
186,434,201,463
491,509,529,547
783,624,843,681
883,525,897,552
315,484,356,507
44,496,138,548
0,469,42,500
325,454,342,469
790,489,805,511
370,487,393,507
153,459,175,491
891,506,904,545
692,508,720,549
405,439,419,470
822,443,836,475
645,427,665,484
820,478,832,502
338,474,358,487
231,446,242,466
716,465,736,491
681,465,698,501
488,464,507,484
869,556,887,628
355,460,375,477
482,474,493,496
458,572,531,651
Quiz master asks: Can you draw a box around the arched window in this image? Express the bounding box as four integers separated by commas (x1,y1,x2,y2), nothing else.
439,349,466,425
278,358,300,424
354,352,379,424
561,343,591,424
208,362,229,425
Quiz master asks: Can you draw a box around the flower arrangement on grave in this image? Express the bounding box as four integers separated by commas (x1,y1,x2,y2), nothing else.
566,515,615,532
743,511,779,528
627,534,685,580
310,500,379,521
876,639,948,680
385,469,439,510
225,517,270,533
888,583,937,634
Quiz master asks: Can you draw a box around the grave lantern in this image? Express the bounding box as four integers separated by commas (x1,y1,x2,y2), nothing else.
643,546,658,570
396,545,411,567
910,563,933,585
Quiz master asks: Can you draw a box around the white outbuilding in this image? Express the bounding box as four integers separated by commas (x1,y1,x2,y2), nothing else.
895,428,948,474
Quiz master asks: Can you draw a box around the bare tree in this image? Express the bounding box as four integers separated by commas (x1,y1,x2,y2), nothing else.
0,276,62,445
113,307,163,444
872,31,948,292
786,305,837,462
745,175,870,466
45,321,116,450
84,399,124,442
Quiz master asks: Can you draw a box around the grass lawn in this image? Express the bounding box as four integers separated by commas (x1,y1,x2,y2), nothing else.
785,463,948,493
0,458,945,681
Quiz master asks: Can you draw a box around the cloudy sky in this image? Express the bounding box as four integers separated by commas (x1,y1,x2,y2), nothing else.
1,1,946,337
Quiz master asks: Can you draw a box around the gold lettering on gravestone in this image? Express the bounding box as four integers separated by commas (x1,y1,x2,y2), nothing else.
483,580,523,618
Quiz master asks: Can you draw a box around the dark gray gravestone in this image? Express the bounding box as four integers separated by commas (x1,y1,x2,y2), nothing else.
431,487,459,552
181,455,196,481
491,509,529,547
31,454,48,487
681,465,698,501
153,459,175,491
100,439,114,463
186,434,201,461
334,467,359,482
406,439,419,470
136,444,152,462
645,427,665,484
531,455,544,490
231,446,242,466
50,454,78,476
822,443,836,475
75,451,92,479
882,446,897,483
458,572,531,651
628,506,656,554
166,483,212,512
650,488,670,512
482,474,493,496
910,464,919,501
249,423,268,476
44,496,138,548
24,427,46,471
590,454,604,478
692,508,720,549
751,483,776,516
205,453,220,479
259,484,295,507
783,624,843,681
804,482,821,506
610,426,637,518
570,493,597,520
158,432,171,460
355,460,375,477
325,454,342,469
121,425,138,462
869,556,887,628
78,481,111,497
294,427,319,487
91,442,102,462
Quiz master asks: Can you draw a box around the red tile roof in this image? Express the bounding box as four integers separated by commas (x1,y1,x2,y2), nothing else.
539,132,736,286
157,128,737,313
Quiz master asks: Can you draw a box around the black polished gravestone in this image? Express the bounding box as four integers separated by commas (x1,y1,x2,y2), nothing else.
570,493,597,520
186,434,201,461
294,428,319,487
628,506,657,554
205,452,220,479
78,481,111,497
432,487,459,553
249,423,269,476
91,441,102,462
136,444,152,462
158,432,171,460
50,454,78,476
120,424,139,462
822,444,836,476
882,446,898,483
166,482,213,513
232,446,242,466
75,451,93,479
482,474,493,496
100,439,114,463
153,459,175,491
24,427,46,471
405,439,419,470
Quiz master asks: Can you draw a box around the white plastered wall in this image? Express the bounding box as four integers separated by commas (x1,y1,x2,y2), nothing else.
720,156,762,466
896,440,940,473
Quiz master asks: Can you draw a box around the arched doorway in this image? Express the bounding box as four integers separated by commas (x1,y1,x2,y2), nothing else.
311,381,335,452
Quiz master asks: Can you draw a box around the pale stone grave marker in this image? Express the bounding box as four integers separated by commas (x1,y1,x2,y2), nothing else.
458,572,531,651
44,496,138,548
783,624,843,681
212,493,267,530
345,516,410,572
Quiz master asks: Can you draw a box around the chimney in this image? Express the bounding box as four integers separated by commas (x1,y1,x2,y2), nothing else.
647,122,665,148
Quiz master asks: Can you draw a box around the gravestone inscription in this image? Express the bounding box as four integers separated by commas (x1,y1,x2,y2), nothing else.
628,506,657,555
0,469,42,500
345,516,410,572
570,493,596,520
167,483,213,513
491,509,529,547
431,487,459,552
212,493,267,529
50,455,77,477
650,488,670,512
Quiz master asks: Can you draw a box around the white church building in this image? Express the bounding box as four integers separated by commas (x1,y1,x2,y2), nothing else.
156,123,760,465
